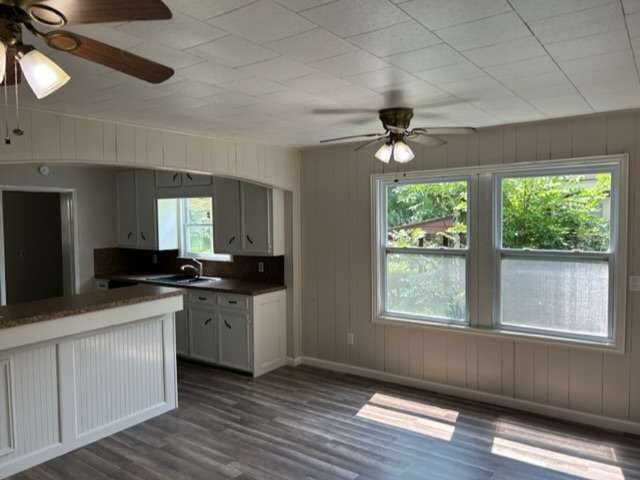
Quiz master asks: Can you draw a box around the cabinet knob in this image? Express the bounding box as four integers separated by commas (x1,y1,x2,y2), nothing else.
224,320,231,329
228,236,235,245
198,296,206,301
140,232,147,241
228,300,238,305
204,318,212,325
127,232,133,239
186,173,193,181
246,235,254,245
173,173,179,182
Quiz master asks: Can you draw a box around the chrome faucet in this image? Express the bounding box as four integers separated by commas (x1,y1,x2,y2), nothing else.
180,259,203,278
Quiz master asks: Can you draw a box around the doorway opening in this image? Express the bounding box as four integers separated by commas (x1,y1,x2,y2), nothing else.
0,189,77,305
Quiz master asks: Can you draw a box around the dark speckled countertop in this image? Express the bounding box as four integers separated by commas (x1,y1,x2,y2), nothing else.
0,284,183,330
97,273,286,296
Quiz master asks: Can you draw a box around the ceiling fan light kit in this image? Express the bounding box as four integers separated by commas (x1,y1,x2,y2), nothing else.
16,45,69,99
374,142,393,163
392,140,415,163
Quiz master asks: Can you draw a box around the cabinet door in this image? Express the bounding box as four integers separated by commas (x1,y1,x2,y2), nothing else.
116,170,138,247
189,308,218,363
219,309,251,371
175,309,189,356
241,182,271,254
156,170,182,187
135,170,158,250
183,172,212,186
213,177,241,253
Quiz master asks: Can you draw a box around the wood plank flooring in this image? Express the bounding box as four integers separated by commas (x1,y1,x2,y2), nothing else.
9,361,640,480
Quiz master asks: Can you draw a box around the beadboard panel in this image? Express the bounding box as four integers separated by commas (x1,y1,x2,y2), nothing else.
0,109,301,192
301,110,640,429
0,361,11,457
0,345,59,465
73,318,165,436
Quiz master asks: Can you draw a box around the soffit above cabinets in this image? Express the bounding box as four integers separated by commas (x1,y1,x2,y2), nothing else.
16,0,640,147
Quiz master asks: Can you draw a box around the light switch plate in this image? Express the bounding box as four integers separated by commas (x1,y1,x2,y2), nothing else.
630,276,640,292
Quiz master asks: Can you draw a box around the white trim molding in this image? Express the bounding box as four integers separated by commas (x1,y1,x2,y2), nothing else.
297,356,640,436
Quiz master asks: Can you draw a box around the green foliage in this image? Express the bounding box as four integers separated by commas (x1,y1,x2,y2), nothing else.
502,173,611,251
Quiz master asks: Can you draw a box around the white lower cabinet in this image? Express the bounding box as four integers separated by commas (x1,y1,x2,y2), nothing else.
178,290,286,377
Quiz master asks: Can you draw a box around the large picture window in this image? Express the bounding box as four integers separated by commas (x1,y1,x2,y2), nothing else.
373,156,627,350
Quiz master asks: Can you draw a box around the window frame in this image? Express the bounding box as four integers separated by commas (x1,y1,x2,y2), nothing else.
371,155,628,352
178,197,231,262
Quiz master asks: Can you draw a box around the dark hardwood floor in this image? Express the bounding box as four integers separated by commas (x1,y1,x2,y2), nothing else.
10,360,640,480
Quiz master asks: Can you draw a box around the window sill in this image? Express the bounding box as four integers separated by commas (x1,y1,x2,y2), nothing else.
178,255,233,263
374,315,623,354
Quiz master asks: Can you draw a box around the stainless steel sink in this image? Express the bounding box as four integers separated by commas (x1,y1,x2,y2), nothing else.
146,275,221,285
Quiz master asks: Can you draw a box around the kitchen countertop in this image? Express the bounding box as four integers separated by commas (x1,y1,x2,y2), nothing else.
97,273,287,296
0,284,184,330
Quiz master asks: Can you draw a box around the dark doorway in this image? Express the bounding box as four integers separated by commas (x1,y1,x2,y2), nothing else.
2,191,64,304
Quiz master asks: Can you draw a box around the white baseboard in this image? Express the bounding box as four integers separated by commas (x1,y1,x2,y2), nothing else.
297,356,640,436
286,356,303,367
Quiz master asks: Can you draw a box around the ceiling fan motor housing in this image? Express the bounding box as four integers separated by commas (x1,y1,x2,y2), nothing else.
379,107,414,130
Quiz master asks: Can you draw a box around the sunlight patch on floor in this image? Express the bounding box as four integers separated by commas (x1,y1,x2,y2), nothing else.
368,393,459,422
491,437,624,480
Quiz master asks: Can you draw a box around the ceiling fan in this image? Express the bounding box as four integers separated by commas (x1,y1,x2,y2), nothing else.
0,0,175,100
316,92,475,164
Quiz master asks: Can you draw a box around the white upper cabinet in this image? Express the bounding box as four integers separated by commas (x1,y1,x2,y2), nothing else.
213,178,285,256
116,169,178,250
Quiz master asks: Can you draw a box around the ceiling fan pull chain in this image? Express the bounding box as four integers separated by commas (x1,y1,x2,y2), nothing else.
3,75,9,145
13,61,23,136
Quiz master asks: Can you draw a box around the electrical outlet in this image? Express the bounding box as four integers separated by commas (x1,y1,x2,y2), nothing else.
152,254,158,265
258,261,264,273
347,333,355,345
630,276,640,292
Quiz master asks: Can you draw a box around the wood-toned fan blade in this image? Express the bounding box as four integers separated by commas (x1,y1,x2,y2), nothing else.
1,50,20,86
44,31,174,84
23,0,172,25
320,133,383,143
412,127,476,135
407,134,446,147
355,136,387,151
313,108,379,115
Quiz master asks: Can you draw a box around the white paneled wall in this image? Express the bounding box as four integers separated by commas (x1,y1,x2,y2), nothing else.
0,361,10,456
0,108,301,193
301,110,640,431
74,319,165,436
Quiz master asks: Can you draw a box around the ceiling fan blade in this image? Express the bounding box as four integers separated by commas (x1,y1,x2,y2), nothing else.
407,134,447,148
412,127,476,135
313,108,379,115
22,0,172,25
320,133,383,143
43,31,174,83
355,136,388,151
1,50,20,86
384,124,406,135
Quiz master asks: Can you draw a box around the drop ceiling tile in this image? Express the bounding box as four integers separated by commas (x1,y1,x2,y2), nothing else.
436,12,530,51
415,61,486,85
310,51,390,77
378,81,450,105
300,0,409,37
439,75,512,98
529,3,625,44
558,49,635,76
398,0,511,30
188,35,279,67
345,68,419,90
528,93,593,117
485,56,562,83
545,29,630,60
220,77,287,95
169,79,227,98
266,28,356,62
569,65,638,89
510,0,613,22
346,21,440,57
130,42,204,70
281,72,354,93
315,85,384,108
512,78,579,101
164,0,255,19
627,11,640,37
208,0,315,43
178,61,252,85
236,57,317,81
386,43,465,73
579,80,640,110
115,13,227,50
623,0,640,14
273,0,335,11
463,37,548,67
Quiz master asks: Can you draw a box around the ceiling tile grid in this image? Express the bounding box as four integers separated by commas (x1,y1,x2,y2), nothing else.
16,0,640,146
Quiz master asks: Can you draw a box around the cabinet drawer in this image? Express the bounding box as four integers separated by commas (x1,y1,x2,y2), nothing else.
217,294,249,310
189,291,217,306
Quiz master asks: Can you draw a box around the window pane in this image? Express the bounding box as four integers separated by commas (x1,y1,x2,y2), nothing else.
500,258,609,337
501,173,611,251
186,197,212,224
386,253,466,321
386,181,467,248
187,226,213,255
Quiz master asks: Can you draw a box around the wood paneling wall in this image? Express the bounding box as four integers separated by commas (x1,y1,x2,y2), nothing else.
301,110,640,425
